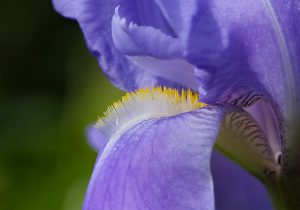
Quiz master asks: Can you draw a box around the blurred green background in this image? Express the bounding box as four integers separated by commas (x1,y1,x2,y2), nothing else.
0,1,123,209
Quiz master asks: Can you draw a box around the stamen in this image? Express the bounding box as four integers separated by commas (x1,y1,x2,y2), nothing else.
96,87,206,139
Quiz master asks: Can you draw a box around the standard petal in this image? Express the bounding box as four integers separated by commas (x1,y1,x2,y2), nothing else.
52,0,158,91
112,2,207,90
117,0,176,37
111,6,202,90
156,0,300,169
112,7,183,59
155,0,300,129
83,106,227,210
53,0,202,91
154,0,225,70
211,151,273,210
194,0,300,112
52,0,83,18
54,0,300,125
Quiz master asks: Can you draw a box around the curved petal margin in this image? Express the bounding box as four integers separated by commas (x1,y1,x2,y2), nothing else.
112,6,183,59
83,106,228,210
52,0,156,91
53,0,199,91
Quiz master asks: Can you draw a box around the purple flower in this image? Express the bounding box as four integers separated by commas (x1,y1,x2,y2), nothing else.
53,0,300,210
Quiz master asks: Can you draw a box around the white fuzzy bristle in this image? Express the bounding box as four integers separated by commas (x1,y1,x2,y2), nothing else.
96,86,206,139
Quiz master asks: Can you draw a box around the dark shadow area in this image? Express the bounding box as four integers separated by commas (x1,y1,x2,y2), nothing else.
0,1,122,210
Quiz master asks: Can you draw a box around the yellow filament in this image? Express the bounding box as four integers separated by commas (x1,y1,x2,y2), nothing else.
98,86,206,126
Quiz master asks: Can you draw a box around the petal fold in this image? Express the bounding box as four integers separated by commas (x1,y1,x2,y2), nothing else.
112,6,183,59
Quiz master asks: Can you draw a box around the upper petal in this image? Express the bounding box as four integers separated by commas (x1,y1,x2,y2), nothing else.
156,0,300,130
53,0,159,91
110,3,203,90
214,1,300,137
117,0,176,37
154,0,225,67
112,6,183,59
54,0,300,119
155,0,300,168
53,0,210,91
83,106,228,210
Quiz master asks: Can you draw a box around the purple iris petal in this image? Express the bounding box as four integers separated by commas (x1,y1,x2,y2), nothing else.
84,106,227,210
53,0,300,121
110,2,203,90
85,108,272,210
211,151,273,210
154,1,300,110
184,1,300,129
52,0,156,91
155,0,225,67
86,125,108,152
127,56,199,90
52,0,300,208
137,0,300,163
112,6,183,59
117,0,176,37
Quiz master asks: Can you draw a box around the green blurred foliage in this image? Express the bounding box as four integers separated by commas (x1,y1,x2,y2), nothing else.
0,1,123,209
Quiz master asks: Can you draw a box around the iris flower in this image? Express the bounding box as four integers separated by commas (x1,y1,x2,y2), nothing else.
53,1,300,210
